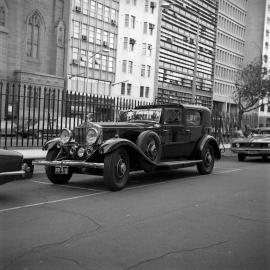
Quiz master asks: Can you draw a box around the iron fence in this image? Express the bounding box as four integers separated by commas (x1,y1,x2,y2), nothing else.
0,81,149,148
0,80,259,149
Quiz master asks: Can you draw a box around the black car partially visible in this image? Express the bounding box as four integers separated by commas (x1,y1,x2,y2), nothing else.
0,149,31,185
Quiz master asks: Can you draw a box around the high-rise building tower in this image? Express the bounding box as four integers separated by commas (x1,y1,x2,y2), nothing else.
67,0,119,95
213,0,248,113
156,0,218,108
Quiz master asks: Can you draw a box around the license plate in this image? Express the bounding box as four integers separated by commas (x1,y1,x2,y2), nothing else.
55,166,69,175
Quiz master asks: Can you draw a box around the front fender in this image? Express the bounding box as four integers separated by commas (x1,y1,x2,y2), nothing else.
42,138,61,151
196,135,221,160
99,138,158,167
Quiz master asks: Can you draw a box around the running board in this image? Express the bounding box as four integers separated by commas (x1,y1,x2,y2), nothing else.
156,160,202,170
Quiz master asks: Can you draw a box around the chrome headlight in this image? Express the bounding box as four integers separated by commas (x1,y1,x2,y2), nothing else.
86,128,98,144
60,128,72,144
77,147,85,158
235,143,240,148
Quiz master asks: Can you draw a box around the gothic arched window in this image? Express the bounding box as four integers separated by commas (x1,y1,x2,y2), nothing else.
27,12,41,58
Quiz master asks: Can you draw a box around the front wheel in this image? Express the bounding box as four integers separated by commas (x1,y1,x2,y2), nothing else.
197,144,215,175
45,148,73,184
238,154,246,162
104,148,130,191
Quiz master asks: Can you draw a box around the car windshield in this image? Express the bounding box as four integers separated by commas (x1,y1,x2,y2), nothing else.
119,108,162,123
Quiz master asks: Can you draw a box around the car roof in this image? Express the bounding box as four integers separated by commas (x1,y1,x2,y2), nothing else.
135,103,210,113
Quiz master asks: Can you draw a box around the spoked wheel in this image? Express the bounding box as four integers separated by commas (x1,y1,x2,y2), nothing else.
104,148,130,191
45,148,73,184
197,144,215,174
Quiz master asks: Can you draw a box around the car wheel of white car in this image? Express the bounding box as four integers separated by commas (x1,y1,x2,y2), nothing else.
45,148,73,184
197,144,215,174
104,148,130,191
238,154,246,162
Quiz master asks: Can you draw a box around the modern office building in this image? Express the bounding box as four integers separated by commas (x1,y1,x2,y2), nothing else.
67,0,119,96
156,0,218,108
244,0,270,126
213,0,248,113
112,0,159,102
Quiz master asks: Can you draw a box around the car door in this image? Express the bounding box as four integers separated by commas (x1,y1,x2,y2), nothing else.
161,107,191,158
185,109,203,156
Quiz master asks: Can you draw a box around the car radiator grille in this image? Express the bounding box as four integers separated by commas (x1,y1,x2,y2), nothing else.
74,127,86,145
240,143,268,148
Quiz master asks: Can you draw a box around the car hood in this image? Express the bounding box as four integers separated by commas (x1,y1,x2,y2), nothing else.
232,135,270,143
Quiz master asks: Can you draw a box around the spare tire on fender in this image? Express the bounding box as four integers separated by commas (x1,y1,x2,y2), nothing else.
136,130,162,170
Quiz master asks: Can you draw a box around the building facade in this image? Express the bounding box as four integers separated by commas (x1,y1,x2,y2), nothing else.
0,0,69,87
67,0,119,96
213,0,248,113
156,0,218,108
112,0,159,102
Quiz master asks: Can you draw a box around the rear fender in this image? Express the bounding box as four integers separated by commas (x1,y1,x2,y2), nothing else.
99,138,158,168
196,135,221,160
42,138,61,151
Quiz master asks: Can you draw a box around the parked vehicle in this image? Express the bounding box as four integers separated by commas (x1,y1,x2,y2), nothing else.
231,127,270,161
0,149,33,185
35,104,221,191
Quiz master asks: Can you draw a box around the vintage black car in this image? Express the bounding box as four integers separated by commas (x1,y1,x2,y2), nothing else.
231,127,270,161
35,104,221,191
0,149,33,185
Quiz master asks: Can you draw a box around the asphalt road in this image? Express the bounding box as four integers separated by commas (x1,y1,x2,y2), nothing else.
0,156,269,270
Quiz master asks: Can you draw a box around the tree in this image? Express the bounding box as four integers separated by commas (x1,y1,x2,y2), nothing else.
233,58,270,129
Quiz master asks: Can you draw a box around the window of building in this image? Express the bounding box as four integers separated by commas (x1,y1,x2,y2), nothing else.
94,53,100,67
128,61,133,73
142,43,146,55
73,20,80,38
143,22,148,34
108,57,114,72
141,65,145,76
27,12,42,58
122,60,127,72
80,49,86,66
140,86,144,97
123,37,128,49
89,26,94,42
144,0,149,12
131,15,135,28
97,3,103,20
82,23,87,37
109,33,115,48
103,31,109,46
96,28,101,44
121,83,125,95
82,0,88,14
101,55,107,71
75,0,81,7
104,6,109,22
0,6,6,26
111,9,116,21
260,104,265,112
145,87,149,98
149,23,155,35
147,65,151,77
127,83,132,95
125,14,129,27
90,1,96,17
72,47,79,60
147,44,152,56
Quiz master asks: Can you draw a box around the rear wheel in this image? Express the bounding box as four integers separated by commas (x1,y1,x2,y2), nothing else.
238,153,246,162
104,148,130,191
45,148,72,184
197,144,215,175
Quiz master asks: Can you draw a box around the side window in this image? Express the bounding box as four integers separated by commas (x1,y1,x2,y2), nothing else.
186,110,201,126
164,108,183,124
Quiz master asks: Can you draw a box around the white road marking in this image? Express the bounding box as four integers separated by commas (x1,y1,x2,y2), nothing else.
0,168,242,214
31,180,102,192
0,191,108,214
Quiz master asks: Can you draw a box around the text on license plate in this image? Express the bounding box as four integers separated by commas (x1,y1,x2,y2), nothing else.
55,166,69,174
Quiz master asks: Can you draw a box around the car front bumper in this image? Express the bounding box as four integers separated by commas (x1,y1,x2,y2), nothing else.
34,160,104,169
231,148,270,155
